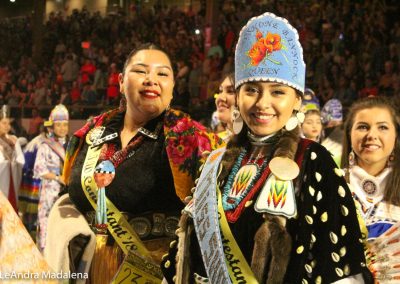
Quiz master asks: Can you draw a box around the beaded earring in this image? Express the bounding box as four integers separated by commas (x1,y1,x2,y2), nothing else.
231,107,243,135
348,150,356,167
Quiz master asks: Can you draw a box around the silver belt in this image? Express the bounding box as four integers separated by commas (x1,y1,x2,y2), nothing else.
85,211,179,240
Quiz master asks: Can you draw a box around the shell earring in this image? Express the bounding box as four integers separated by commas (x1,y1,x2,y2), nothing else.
285,110,304,131
231,107,243,135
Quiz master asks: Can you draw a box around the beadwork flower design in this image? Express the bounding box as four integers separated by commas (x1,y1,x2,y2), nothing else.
247,30,285,66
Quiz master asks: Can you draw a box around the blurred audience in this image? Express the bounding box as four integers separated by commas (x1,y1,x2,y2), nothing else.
0,0,398,126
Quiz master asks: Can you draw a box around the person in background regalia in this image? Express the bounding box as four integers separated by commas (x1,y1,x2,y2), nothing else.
34,104,69,251
0,105,24,211
341,97,400,281
19,124,50,239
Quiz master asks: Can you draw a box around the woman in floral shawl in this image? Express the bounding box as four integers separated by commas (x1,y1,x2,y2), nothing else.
44,43,223,283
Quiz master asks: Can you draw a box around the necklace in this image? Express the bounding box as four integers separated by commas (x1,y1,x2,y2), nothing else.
247,131,279,146
222,147,270,211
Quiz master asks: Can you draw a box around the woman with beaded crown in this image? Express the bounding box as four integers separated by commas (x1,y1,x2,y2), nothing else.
162,12,372,283
341,96,400,281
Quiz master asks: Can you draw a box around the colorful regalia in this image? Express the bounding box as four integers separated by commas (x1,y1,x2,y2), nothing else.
19,133,47,238
162,12,372,284
0,191,55,284
350,165,397,240
44,107,223,283
0,134,24,211
350,165,400,281
34,104,69,251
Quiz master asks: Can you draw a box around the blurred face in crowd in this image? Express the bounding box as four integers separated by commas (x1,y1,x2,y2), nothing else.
119,49,174,125
237,82,301,136
351,107,396,175
215,76,236,125
53,121,69,139
302,111,323,141
0,117,11,136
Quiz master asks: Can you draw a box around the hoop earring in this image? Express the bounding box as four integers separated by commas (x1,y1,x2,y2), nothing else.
231,107,243,135
285,110,304,131
348,150,356,168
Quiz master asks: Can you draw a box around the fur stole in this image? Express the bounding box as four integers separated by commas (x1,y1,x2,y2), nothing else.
217,126,300,283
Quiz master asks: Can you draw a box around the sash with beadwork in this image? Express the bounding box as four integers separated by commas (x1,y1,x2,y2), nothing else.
193,147,258,283
192,139,313,283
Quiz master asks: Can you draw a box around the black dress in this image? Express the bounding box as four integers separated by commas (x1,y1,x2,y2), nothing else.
68,112,184,239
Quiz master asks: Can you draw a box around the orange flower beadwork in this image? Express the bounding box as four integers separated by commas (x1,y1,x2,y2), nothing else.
247,30,283,66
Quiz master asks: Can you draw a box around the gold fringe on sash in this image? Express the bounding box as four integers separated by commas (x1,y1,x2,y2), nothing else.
89,234,122,284
89,234,172,283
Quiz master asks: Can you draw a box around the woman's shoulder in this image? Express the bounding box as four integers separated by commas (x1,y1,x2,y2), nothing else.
74,108,121,139
300,139,336,160
298,138,341,174
165,108,224,144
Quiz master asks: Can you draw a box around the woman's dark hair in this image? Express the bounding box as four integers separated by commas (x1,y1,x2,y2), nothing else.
224,72,235,89
122,43,173,74
341,96,400,205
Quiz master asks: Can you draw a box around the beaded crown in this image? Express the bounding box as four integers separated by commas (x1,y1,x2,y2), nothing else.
44,104,69,127
235,12,305,93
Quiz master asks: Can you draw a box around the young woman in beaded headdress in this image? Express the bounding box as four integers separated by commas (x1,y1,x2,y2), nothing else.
341,96,400,280
162,12,372,283
0,105,25,210
34,104,69,251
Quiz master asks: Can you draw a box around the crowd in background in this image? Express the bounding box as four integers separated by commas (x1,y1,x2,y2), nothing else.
0,0,399,138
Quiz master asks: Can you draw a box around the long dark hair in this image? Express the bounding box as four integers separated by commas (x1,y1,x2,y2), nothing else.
224,72,235,89
341,97,400,205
